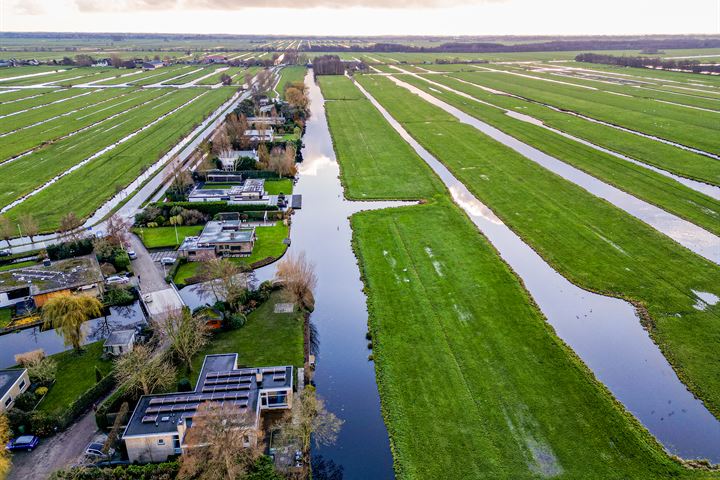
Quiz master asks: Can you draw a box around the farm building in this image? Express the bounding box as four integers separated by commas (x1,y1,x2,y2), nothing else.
142,60,165,70
122,354,293,463
0,368,30,412
178,219,256,261
0,257,104,309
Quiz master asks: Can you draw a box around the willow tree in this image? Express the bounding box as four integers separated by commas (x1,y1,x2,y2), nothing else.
42,295,103,352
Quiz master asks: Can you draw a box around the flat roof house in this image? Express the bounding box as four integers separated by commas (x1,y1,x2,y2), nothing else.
178,220,256,261
123,354,293,464
0,257,104,309
142,60,165,70
218,150,258,171
244,129,274,142
0,369,30,413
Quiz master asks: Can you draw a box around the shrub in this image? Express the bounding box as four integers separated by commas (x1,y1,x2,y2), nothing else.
177,378,192,392
15,350,56,384
104,286,137,307
46,238,94,261
112,250,130,271
226,312,247,330
13,391,38,412
50,461,181,480
100,263,116,276
35,386,48,396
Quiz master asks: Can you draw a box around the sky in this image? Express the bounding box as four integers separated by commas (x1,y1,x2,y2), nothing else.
1,0,718,36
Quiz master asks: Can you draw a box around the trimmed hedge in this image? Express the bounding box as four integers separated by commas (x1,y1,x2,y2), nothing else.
50,461,180,480
148,201,278,216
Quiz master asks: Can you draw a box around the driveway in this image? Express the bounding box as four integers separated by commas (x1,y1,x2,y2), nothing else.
8,407,100,480
128,234,168,294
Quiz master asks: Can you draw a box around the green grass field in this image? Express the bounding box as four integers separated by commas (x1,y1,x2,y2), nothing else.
37,341,112,416
450,70,719,154
356,74,720,420
275,65,307,97
161,66,222,85
263,179,293,195
135,225,204,249
393,73,720,236
184,291,303,385
0,260,38,272
318,75,367,100
4,88,236,232
419,73,720,186
319,75,716,478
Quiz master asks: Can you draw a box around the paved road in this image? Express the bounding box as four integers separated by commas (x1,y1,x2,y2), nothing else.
8,406,101,480
129,234,169,294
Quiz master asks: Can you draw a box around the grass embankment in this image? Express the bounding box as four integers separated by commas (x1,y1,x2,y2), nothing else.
426,72,720,186
323,75,715,478
450,70,719,154
131,66,195,86
0,88,55,103
100,65,188,86
5,87,237,232
0,89,193,211
357,74,720,417
1,88,166,161
0,68,112,87
184,291,303,386
37,341,112,415
135,225,204,249
0,260,38,272
0,88,84,116
393,73,720,235
162,66,222,86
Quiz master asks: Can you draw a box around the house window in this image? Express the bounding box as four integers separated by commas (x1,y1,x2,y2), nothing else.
18,380,26,391
4,397,11,408
158,439,165,446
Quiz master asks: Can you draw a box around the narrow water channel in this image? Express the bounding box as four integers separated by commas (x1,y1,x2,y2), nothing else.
0,302,146,368
386,75,720,265
180,70,401,478
354,78,720,463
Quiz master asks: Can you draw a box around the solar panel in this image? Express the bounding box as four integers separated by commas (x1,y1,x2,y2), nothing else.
141,415,158,423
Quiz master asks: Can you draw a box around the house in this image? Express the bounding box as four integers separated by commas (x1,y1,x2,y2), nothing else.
142,60,165,70
234,179,265,200
141,288,184,323
244,129,274,142
203,55,228,64
93,58,111,67
218,150,258,171
178,219,256,261
0,369,30,413
0,257,104,309
187,178,266,204
122,354,293,463
247,116,285,126
103,329,136,356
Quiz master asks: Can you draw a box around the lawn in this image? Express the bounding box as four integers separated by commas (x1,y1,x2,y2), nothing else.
37,341,113,416
394,73,720,236
0,260,38,272
323,76,718,478
135,225,204,249
5,87,237,232
357,74,720,418
184,291,304,385
264,179,293,195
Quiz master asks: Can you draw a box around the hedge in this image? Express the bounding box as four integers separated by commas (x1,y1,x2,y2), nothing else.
148,201,278,216
50,461,180,480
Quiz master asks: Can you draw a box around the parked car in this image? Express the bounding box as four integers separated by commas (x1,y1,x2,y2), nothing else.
0,249,10,257
105,275,129,285
159,257,175,265
6,435,39,451
127,250,137,260
85,442,114,458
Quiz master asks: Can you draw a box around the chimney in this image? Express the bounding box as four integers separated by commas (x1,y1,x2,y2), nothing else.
255,371,263,385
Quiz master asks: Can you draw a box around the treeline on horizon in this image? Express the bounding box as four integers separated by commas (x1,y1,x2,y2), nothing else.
305,38,720,53
576,52,720,73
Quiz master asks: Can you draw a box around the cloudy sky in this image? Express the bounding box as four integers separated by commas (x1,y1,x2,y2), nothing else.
1,0,717,36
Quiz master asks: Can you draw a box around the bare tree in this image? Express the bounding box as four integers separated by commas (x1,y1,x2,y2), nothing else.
105,214,131,248
212,130,232,158
59,212,83,242
164,308,210,373
275,251,317,311
114,345,176,397
278,388,343,463
19,214,38,243
0,216,14,247
15,349,56,384
196,258,248,311
178,402,261,480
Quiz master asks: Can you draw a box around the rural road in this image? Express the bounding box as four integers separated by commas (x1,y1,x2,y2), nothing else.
129,233,168,294
8,406,100,480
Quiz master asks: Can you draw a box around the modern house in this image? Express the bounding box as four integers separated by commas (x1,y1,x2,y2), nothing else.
178,219,256,261
0,257,104,309
123,354,293,463
0,369,30,413
103,329,136,356
187,179,267,204
247,116,285,126
218,150,259,171
244,129,274,142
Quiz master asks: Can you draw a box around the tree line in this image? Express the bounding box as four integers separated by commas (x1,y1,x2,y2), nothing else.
576,53,720,74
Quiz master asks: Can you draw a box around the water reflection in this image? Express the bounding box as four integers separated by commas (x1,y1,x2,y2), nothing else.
0,302,145,368
354,78,720,463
